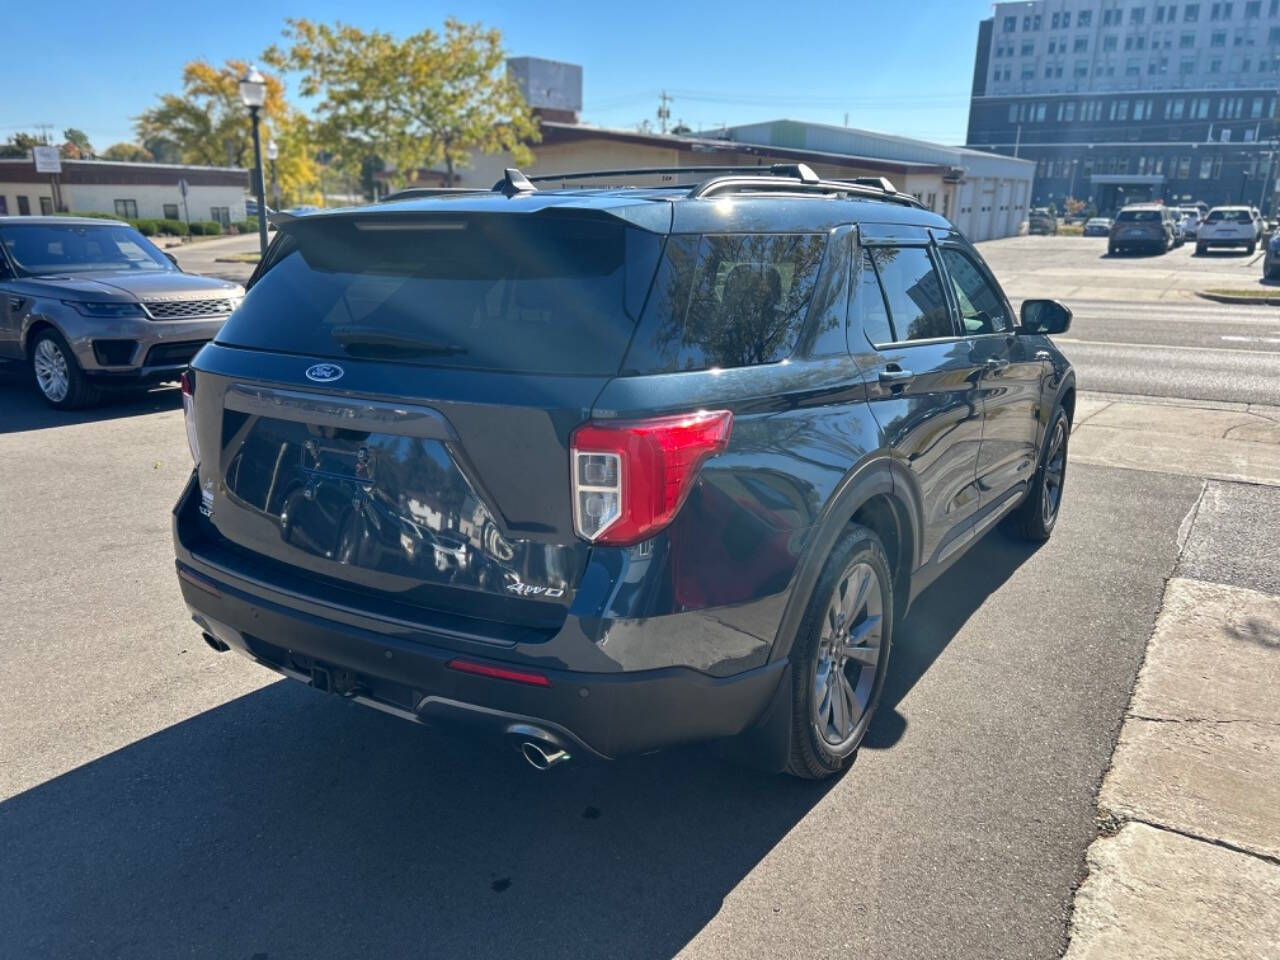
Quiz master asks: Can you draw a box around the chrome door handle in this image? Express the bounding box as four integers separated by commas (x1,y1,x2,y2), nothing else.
878,368,915,385
983,357,1010,372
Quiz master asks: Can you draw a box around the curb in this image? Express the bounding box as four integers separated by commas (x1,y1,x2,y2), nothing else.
1195,290,1280,306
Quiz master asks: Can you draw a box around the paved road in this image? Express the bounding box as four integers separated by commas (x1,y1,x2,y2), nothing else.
980,237,1280,405
0,371,1205,959
168,231,260,283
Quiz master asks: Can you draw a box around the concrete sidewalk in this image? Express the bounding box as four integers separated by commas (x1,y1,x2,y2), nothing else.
1071,392,1280,487
1061,412,1280,960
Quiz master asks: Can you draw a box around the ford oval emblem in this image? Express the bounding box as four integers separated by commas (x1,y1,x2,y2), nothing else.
305,363,344,383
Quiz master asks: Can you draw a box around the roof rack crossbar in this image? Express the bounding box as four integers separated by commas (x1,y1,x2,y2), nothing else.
688,175,921,208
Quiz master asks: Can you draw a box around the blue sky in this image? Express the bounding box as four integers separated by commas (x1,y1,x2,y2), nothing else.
3,1,994,152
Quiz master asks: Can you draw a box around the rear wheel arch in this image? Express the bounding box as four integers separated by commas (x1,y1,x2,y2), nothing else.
769,457,918,664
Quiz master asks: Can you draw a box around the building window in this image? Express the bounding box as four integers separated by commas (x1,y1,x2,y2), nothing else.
17,196,30,215
1185,3,1200,19
1009,104,1019,123
1200,158,1214,177
1104,35,1118,50
1022,40,1035,55
1074,36,1089,52
1180,57,1197,73
1022,67,1036,79
113,199,138,219
1075,61,1090,76
1246,0,1261,15
1127,61,1143,74
1052,11,1061,28
1211,30,1227,43
1131,6,1146,22
1064,11,1072,27
1270,25,1280,42
211,206,231,227
1220,127,1232,140
1004,15,1017,31
39,196,53,215
1079,10,1093,26
1210,57,1223,70
1180,32,1196,46
163,203,180,220
1036,102,1047,121
1252,96,1265,117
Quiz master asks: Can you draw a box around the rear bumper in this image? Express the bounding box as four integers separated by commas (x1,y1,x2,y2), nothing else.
179,560,786,759
172,476,788,759
1198,236,1255,247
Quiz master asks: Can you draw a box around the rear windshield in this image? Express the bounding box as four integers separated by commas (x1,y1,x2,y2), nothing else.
1205,210,1252,223
1115,210,1161,222
215,214,662,375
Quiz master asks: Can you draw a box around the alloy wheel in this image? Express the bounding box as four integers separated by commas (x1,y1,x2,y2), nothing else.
33,338,70,403
1041,419,1067,527
812,561,883,749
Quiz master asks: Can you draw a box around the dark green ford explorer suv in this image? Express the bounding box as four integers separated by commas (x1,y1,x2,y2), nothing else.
173,165,1075,778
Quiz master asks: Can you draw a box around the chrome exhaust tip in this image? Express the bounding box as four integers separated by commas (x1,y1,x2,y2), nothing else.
506,723,571,771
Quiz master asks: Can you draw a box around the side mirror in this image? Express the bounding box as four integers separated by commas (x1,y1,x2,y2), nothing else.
1020,299,1072,335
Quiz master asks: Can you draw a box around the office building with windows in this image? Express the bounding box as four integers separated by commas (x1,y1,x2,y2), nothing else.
967,0,1280,213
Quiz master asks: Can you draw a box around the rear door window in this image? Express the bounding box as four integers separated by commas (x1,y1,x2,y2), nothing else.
215,214,663,376
853,248,895,347
864,246,955,343
624,232,827,373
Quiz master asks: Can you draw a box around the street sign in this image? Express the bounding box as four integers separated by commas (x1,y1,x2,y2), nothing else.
32,145,61,174
178,178,189,197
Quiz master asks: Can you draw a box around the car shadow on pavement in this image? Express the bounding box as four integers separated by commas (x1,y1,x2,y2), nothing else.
863,530,1041,751
0,679,837,960
0,365,181,435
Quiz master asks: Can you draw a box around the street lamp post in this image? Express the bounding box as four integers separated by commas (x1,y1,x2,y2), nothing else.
238,65,269,258
266,138,280,212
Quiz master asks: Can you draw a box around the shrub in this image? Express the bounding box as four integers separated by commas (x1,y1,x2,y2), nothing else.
156,219,189,236
133,219,159,236
188,220,224,236
234,219,257,234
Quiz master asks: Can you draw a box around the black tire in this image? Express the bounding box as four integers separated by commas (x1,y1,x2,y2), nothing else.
1195,243,1207,256
1006,407,1070,542
1247,242,1257,255
28,328,101,410
1108,243,1117,256
785,524,893,780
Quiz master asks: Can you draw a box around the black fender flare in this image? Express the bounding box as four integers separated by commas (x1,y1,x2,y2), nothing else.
766,453,919,668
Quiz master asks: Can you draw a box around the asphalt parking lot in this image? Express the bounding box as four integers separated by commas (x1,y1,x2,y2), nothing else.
1,235,1278,958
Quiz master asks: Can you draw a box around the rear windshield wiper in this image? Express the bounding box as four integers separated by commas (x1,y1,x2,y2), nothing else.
331,326,468,357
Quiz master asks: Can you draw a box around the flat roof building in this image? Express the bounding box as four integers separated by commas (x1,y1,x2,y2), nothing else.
966,0,1280,213
0,156,249,224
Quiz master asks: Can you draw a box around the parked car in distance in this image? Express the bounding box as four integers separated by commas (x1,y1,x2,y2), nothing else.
173,164,1076,780
1083,217,1113,237
0,217,244,409
1108,204,1178,255
1196,206,1263,255
1264,229,1280,280
1177,207,1202,240
1028,208,1058,235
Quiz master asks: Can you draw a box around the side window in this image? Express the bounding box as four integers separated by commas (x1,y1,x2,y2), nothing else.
938,247,1012,335
853,248,895,347
867,246,954,342
629,232,827,372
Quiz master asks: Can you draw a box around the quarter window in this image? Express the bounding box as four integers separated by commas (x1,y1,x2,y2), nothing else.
854,249,894,347
864,246,953,344
939,249,1011,335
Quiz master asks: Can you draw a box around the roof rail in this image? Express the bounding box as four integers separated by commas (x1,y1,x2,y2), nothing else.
382,186,488,202
486,163,920,208
492,167,537,197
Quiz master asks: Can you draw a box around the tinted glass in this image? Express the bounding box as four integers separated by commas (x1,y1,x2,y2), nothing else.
625,232,827,373
867,246,953,342
0,223,172,275
939,248,1011,335
1115,210,1161,222
1206,209,1252,222
216,215,662,375
854,248,895,347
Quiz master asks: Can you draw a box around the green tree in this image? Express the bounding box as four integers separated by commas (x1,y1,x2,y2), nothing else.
101,143,155,162
266,17,538,186
61,128,94,159
0,132,43,159
136,58,318,204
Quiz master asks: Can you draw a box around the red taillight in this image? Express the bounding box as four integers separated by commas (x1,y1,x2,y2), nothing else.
180,369,200,465
446,658,551,687
570,410,733,546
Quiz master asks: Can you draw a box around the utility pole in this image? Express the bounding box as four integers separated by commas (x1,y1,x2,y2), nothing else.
657,91,672,135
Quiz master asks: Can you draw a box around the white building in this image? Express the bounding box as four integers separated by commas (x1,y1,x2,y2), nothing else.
710,120,1036,242
0,157,248,224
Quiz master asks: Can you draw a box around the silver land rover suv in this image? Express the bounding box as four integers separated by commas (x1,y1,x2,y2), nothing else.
0,216,244,409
